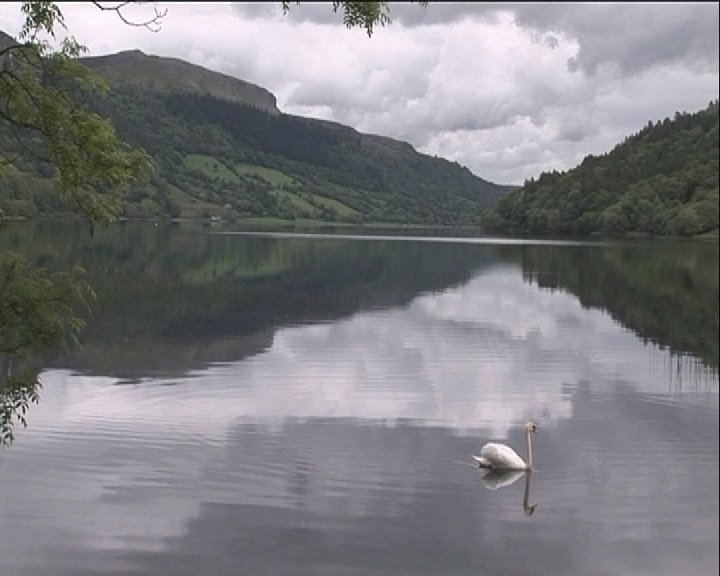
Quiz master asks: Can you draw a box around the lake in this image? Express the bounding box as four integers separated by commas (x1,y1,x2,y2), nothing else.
1,221,718,576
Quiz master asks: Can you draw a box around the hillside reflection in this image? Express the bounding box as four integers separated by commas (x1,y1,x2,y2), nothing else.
497,240,718,369
0,222,717,380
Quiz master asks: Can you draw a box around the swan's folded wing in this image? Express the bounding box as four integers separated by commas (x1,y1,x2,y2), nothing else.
479,442,525,469
480,442,508,460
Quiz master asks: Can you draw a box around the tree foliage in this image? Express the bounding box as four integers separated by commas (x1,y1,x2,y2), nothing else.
0,368,39,446
0,1,163,448
482,100,719,237
0,252,94,356
1,2,155,222
0,251,94,446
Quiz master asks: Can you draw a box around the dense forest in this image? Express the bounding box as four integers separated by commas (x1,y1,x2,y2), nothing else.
482,100,719,237
0,47,511,226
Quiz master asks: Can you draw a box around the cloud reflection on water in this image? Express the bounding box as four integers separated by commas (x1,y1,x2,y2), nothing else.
33,264,712,442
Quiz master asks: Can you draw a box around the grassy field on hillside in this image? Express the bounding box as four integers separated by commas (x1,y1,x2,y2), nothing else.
181,154,362,221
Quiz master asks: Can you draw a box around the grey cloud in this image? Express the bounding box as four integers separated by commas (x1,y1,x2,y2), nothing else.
511,3,720,76
231,2,283,20
232,2,344,25
231,2,502,28
556,122,595,144
391,3,719,76
231,3,718,77
554,109,600,144
387,2,501,26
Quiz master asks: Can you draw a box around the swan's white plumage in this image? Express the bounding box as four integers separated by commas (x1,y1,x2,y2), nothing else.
472,421,537,470
475,442,527,469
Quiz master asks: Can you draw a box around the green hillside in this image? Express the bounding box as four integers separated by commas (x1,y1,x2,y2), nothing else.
0,46,513,226
81,50,281,115
482,100,719,237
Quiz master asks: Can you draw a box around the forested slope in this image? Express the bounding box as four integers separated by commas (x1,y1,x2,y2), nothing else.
482,100,719,237
0,46,512,225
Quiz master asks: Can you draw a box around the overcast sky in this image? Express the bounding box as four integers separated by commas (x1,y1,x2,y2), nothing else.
0,2,718,185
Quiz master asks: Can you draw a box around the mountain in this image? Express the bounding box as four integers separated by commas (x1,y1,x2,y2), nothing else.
82,50,280,116
0,43,514,226
482,100,719,237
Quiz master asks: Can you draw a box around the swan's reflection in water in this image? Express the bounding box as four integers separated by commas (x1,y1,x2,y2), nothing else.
480,469,537,516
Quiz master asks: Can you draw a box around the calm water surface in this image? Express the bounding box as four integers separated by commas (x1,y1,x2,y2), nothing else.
1,222,718,576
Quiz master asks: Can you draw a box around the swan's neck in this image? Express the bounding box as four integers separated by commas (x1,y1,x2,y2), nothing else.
525,429,533,470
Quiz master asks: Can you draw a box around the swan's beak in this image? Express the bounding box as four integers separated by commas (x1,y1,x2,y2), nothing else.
532,426,538,434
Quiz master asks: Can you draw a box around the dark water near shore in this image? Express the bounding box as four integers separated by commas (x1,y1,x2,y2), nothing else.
1,222,717,575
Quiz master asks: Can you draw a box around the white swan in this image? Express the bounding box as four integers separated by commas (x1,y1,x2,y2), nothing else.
472,421,537,470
